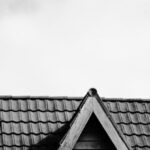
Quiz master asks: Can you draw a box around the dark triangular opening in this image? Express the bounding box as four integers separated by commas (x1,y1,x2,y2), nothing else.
73,113,117,150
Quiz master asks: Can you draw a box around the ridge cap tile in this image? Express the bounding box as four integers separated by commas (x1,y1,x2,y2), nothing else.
0,95,83,100
103,97,150,103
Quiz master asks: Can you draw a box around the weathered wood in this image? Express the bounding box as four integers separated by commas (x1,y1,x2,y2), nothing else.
93,98,129,150
74,141,108,149
58,97,93,150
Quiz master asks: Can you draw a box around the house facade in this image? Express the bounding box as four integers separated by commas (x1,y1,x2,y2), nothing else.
0,88,150,150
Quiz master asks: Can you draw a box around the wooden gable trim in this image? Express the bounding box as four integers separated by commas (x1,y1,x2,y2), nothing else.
58,96,93,150
93,97,131,150
58,89,131,150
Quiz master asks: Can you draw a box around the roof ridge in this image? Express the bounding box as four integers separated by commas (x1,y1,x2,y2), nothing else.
0,120,69,123
0,95,150,101
0,109,76,112
0,95,83,100
102,97,150,102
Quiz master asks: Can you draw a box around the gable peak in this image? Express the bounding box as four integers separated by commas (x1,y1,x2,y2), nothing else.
88,88,97,96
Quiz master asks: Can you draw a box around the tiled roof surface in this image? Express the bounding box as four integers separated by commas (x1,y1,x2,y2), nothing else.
0,96,82,150
103,98,150,150
0,96,150,150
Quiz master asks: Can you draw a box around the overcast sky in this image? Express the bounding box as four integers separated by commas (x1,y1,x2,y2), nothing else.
0,0,150,98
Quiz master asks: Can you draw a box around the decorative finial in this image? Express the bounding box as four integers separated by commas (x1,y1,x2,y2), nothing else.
88,88,97,96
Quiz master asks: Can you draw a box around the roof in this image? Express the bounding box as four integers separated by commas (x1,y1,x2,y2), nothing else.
0,97,82,150
0,89,150,150
103,98,150,150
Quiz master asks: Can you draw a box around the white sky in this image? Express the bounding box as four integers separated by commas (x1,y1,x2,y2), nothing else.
0,0,150,98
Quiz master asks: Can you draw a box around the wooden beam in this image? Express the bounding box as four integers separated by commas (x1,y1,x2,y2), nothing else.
93,97,130,150
58,97,93,150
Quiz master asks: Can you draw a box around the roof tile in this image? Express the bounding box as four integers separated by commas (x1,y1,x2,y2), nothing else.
125,135,136,147
46,100,55,111
28,100,36,110
118,102,128,112
145,103,150,113
19,100,28,111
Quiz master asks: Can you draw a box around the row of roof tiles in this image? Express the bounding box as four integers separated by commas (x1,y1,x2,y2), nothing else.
0,99,82,111
104,101,150,113
1,111,150,125
0,111,75,122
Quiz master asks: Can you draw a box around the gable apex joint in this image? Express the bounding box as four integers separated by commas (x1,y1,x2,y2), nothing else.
88,88,97,97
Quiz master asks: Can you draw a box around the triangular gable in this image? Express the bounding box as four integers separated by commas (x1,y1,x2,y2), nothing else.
58,89,131,150
73,113,117,150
